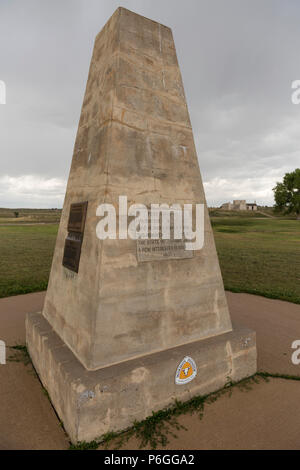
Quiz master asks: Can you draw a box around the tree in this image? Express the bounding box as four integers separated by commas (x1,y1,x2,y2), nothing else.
273,169,300,219
14,211,19,218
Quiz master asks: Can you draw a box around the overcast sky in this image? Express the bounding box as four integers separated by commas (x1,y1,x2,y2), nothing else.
0,0,299,208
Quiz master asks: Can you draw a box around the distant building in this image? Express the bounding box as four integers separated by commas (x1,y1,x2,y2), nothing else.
246,202,258,211
220,200,258,211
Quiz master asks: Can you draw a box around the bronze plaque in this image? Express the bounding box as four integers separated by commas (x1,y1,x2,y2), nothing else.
63,201,88,273
67,202,88,233
63,234,82,273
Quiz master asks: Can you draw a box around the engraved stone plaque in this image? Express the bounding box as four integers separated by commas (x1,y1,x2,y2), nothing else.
137,238,193,262
63,234,83,273
136,212,193,262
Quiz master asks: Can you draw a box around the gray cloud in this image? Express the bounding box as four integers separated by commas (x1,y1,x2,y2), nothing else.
0,0,299,207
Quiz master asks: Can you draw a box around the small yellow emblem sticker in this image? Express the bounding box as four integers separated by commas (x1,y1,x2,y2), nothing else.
175,356,197,385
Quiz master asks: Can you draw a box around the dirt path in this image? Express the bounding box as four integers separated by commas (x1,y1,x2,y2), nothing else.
228,292,300,376
256,210,275,218
0,292,69,450
0,291,299,449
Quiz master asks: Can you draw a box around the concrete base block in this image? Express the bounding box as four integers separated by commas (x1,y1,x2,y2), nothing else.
26,311,256,444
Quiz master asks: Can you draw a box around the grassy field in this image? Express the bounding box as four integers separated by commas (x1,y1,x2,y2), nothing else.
212,217,300,304
0,224,58,297
0,212,299,304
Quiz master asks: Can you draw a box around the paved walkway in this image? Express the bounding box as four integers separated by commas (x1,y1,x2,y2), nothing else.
0,291,299,449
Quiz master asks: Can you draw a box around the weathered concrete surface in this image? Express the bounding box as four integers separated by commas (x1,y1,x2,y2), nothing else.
27,310,256,443
1,291,299,449
41,7,233,371
5,289,298,373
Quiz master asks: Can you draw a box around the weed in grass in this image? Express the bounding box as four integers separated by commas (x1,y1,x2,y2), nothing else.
69,440,100,450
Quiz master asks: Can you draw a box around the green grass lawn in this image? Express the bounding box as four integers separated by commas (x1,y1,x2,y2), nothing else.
212,217,300,304
0,224,58,298
0,217,299,304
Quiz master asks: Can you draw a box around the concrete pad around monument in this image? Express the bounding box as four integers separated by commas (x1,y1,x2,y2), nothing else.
0,291,299,449
26,311,256,443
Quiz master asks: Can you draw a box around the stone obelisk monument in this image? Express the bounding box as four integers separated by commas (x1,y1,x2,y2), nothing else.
26,8,256,443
